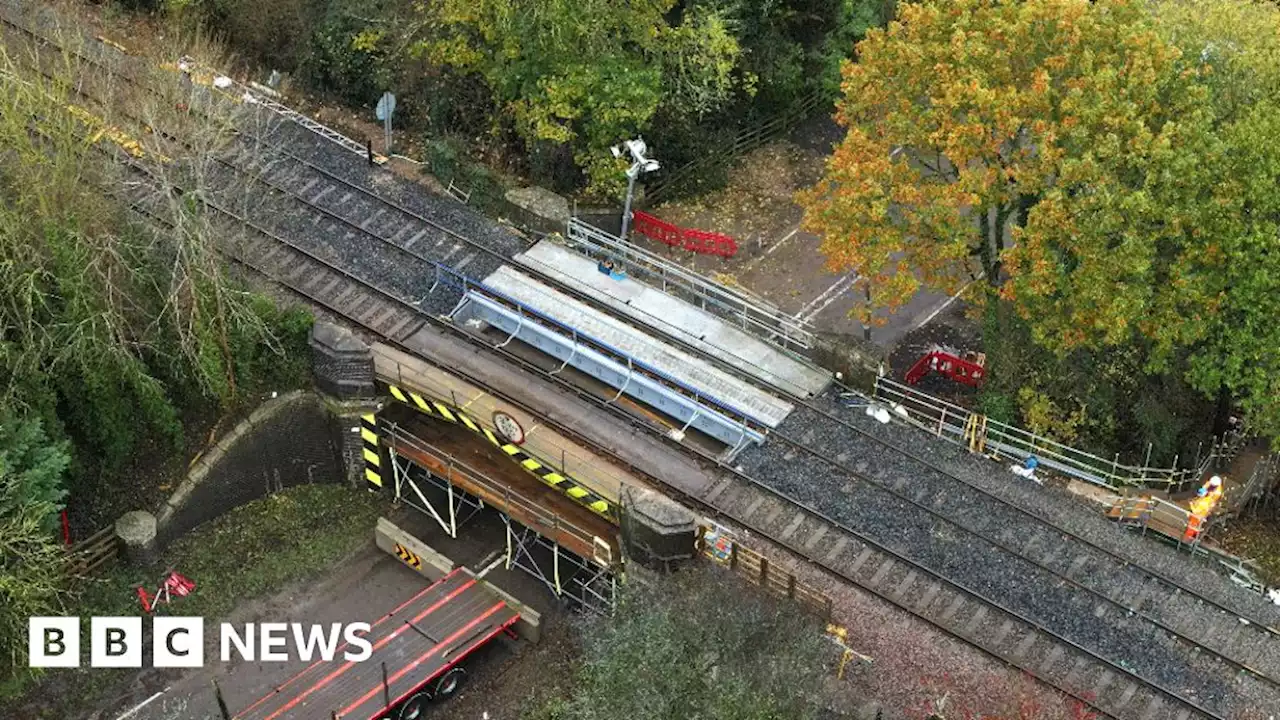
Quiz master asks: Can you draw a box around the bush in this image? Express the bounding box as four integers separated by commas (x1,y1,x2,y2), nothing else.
0,412,71,686
530,564,831,720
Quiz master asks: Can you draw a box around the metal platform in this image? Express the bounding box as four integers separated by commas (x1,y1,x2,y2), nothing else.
234,569,518,720
514,240,831,399
565,219,815,351
476,266,793,428
458,268,792,448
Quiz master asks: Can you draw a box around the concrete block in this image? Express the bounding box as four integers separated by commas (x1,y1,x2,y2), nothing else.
375,517,454,581
116,510,158,567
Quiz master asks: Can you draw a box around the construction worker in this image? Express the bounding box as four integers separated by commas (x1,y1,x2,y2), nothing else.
1184,475,1224,542
1190,475,1224,515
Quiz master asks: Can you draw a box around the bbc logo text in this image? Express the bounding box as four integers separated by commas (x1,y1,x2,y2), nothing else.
29,617,373,668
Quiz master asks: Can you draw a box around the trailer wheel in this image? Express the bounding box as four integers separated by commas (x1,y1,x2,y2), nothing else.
396,691,432,720
434,667,467,700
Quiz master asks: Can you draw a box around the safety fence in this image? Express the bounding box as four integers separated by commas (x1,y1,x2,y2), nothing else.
1234,454,1280,516
567,218,815,351
873,375,1246,492
631,210,739,258
66,525,121,577
699,525,833,619
644,90,830,203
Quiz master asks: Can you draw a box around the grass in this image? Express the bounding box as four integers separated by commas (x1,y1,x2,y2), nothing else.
0,484,386,714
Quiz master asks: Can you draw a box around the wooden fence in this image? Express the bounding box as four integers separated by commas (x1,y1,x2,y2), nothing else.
698,526,833,619
66,525,121,577
644,91,831,204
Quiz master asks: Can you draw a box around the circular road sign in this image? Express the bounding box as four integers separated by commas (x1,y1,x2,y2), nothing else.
492,411,525,445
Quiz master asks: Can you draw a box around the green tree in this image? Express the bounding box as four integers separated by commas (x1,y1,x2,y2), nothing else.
0,25,311,480
530,565,830,720
1145,0,1280,438
411,0,744,196
799,0,1280,451
0,411,71,678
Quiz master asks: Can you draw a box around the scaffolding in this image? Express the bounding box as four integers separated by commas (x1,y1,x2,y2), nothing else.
383,422,620,614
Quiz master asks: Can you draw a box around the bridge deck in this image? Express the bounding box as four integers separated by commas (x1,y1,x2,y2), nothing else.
479,265,794,429
372,342,659,504
515,240,830,399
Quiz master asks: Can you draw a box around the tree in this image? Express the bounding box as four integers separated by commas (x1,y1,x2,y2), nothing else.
798,0,1207,326
800,0,1280,448
0,410,71,677
410,0,743,196
529,565,831,720
0,20,311,480
1144,0,1280,438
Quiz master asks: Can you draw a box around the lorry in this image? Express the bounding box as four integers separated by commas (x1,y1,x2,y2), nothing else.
231,568,520,720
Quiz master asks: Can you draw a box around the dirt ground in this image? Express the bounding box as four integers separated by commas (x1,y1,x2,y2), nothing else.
435,614,582,720
639,116,960,352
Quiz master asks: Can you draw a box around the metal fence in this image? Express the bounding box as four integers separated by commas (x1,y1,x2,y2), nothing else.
873,375,1246,492
566,218,816,351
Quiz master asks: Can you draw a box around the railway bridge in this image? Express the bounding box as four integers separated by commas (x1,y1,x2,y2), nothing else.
6,4,1280,717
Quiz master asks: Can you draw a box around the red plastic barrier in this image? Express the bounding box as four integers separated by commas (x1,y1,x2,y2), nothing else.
631,211,739,258
632,210,681,247
905,347,986,387
681,228,737,258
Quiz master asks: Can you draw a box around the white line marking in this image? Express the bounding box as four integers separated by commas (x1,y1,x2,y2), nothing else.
796,273,858,323
114,689,168,720
742,226,802,272
912,274,983,331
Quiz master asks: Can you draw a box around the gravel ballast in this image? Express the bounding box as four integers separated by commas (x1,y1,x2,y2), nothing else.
731,388,1280,716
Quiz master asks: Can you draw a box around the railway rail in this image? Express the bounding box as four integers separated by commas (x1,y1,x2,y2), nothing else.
0,8,1248,718
787,394,1280,668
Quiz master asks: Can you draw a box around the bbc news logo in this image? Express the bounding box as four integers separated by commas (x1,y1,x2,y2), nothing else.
29,617,373,668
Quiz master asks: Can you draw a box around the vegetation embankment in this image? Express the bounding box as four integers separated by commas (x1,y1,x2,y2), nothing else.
0,17,314,698
154,0,891,198
0,485,383,714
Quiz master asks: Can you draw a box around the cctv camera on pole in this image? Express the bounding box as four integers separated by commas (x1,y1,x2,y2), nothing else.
614,136,660,241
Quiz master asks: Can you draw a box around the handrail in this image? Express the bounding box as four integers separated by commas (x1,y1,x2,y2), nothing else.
874,376,1244,491
566,219,815,351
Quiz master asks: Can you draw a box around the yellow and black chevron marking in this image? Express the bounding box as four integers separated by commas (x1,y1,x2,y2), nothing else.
393,543,422,570
385,384,619,523
361,413,382,491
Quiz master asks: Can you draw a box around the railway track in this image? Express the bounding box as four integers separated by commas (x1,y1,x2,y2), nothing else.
791,393,1280,666
0,8,1250,718
739,406,1275,715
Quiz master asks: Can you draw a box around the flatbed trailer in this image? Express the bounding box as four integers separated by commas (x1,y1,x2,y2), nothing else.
234,568,520,720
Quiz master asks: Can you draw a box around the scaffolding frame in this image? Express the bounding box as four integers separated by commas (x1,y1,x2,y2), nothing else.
389,449,483,538
385,431,619,614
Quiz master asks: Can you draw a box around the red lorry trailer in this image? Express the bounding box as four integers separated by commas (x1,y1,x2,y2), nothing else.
233,568,520,720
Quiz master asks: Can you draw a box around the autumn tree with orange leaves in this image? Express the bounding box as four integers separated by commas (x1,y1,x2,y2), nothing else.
802,0,1280,448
